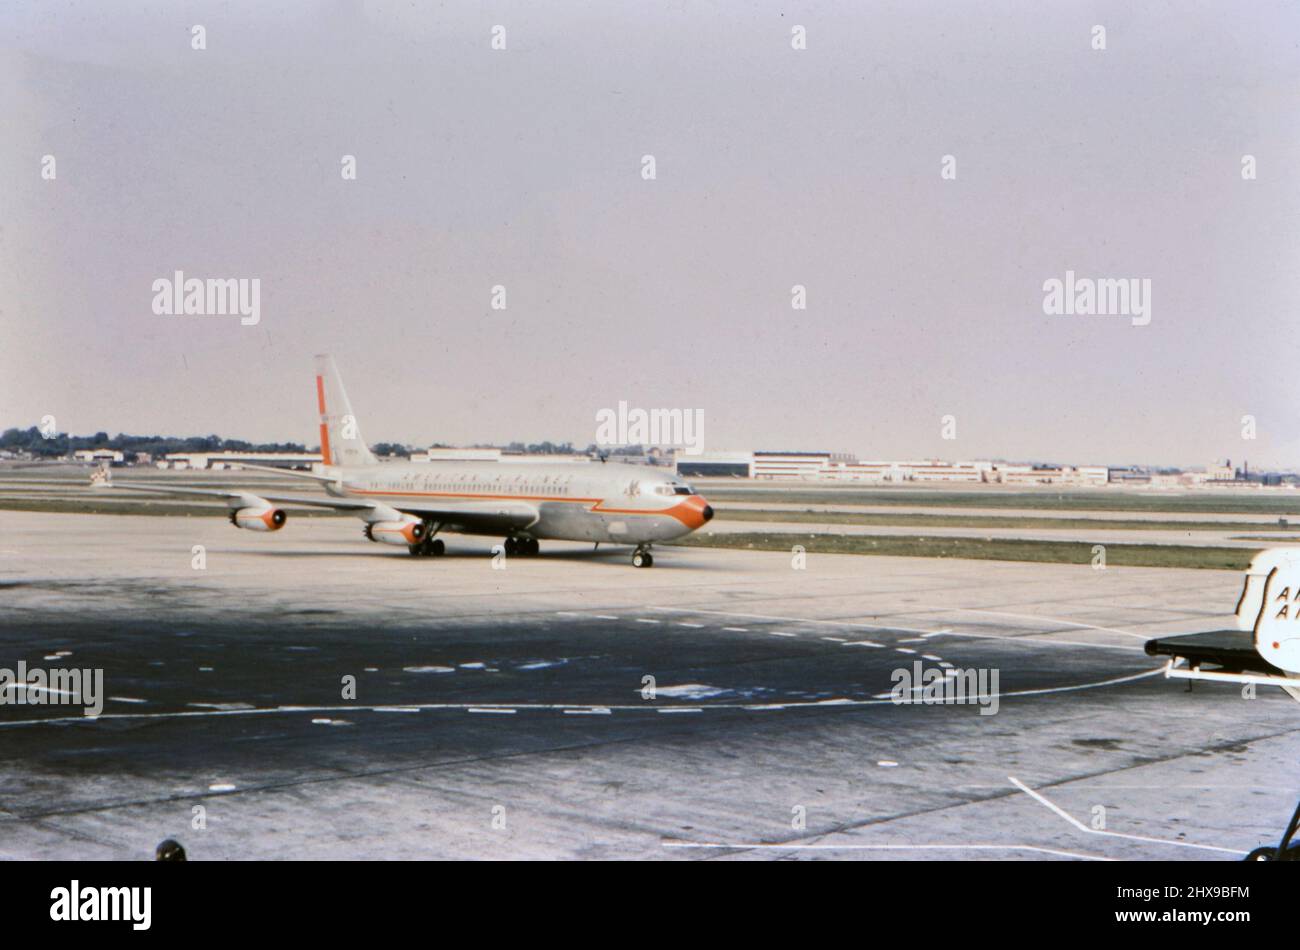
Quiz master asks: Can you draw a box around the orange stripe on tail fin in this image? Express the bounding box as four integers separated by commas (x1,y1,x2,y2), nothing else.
315,375,331,463
319,423,332,465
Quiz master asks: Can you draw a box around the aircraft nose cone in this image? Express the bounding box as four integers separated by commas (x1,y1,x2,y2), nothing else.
702,504,714,523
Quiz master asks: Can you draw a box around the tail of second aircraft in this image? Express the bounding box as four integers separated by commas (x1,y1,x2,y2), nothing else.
314,354,377,467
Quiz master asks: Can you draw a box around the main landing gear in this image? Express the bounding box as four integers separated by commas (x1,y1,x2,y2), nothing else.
408,535,445,557
504,536,539,557
632,545,654,569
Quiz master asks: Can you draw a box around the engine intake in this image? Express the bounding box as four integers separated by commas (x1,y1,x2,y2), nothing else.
364,518,427,546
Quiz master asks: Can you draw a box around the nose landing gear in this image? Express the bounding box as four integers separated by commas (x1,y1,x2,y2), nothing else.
632,546,654,568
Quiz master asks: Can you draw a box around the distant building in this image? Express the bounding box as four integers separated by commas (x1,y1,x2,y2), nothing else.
73,448,125,465
503,454,592,465
1106,467,1151,485
412,448,504,463
675,451,754,479
997,465,1066,484
159,451,322,471
412,447,592,465
990,465,1111,485
1204,459,1237,482
752,452,833,480
676,451,1114,485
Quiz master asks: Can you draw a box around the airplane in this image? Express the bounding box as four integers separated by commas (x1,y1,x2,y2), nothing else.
1145,548,1300,861
97,354,714,567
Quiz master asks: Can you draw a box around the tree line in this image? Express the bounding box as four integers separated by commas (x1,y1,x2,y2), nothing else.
2,429,650,460
0,427,308,458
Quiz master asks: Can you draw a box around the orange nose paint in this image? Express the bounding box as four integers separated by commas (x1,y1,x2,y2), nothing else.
666,495,712,530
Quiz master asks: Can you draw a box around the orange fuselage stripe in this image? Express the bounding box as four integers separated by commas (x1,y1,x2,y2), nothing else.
345,487,709,528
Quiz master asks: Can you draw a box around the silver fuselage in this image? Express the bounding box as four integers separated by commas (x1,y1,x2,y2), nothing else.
324,460,713,544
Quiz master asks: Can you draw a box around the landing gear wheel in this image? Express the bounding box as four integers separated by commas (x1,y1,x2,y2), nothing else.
411,535,445,557
1249,799,1300,861
1245,843,1300,861
504,537,519,556
632,550,653,568
525,538,539,556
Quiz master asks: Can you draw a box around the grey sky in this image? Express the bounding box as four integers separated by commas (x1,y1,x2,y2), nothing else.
3,1,1298,467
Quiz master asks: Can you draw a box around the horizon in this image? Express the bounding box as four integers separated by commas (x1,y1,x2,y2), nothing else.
2,424,1289,475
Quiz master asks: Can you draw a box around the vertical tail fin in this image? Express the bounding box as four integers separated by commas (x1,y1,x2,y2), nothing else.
314,354,377,467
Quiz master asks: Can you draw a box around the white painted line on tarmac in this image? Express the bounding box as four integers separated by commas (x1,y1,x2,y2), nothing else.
646,606,937,635
0,669,1165,729
1007,775,1245,856
911,628,1139,653
646,606,1143,652
939,608,1149,642
636,618,662,625
468,707,516,715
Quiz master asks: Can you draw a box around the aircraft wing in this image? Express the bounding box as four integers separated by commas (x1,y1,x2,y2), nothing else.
103,480,540,531
104,481,375,511
391,500,540,533
231,462,336,482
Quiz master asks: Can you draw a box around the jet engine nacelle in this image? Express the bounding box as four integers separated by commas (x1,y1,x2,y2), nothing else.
230,505,287,532
364,517,427,546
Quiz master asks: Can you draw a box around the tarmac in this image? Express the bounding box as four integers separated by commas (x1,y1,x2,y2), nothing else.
1,508,1298,860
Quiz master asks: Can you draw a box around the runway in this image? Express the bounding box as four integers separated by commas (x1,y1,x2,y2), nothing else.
2,509,1297,860
706,516,1294,548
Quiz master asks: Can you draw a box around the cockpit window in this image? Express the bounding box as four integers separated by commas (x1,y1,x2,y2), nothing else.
656,484,695,496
